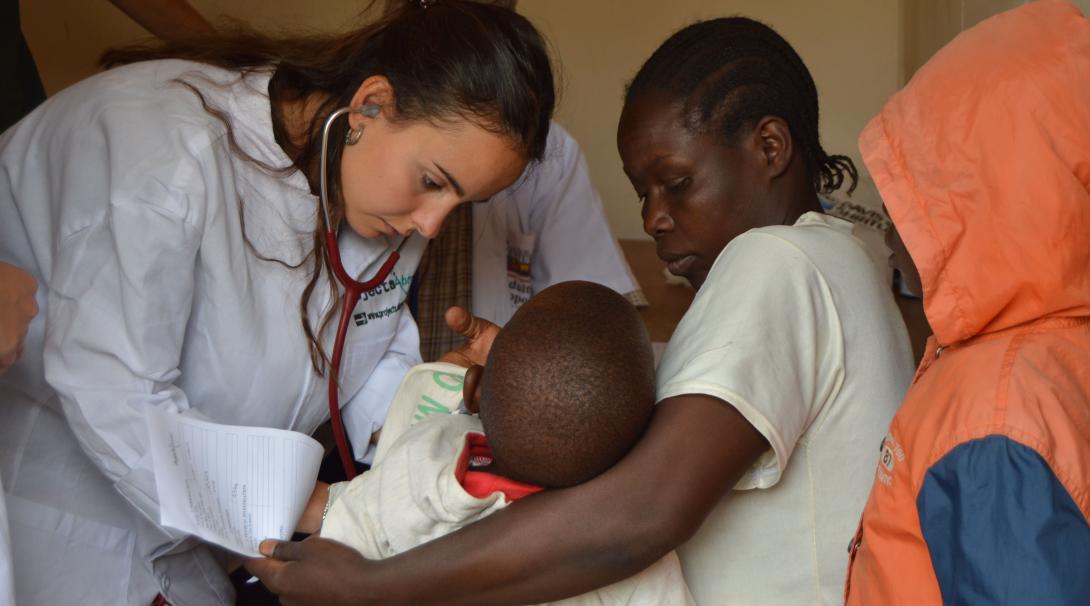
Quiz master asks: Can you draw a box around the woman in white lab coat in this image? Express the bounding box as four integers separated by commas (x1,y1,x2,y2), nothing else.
471,123,643,327
0,1,554,604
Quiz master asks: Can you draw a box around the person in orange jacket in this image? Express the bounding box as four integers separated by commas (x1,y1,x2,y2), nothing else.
845,1,1090,603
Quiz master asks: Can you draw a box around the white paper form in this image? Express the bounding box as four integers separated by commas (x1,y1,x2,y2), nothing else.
145,408,323,557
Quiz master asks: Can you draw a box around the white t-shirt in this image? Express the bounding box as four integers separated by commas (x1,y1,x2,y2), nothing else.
325,364,694,605
656,212,913,605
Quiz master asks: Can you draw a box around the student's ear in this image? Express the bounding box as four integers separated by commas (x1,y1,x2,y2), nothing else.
347,75,395,131
752,115,794,181
462,364,484,415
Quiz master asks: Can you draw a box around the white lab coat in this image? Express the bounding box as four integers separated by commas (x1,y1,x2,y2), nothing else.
471,123,639,326
0,60,425,606
0,474,12,606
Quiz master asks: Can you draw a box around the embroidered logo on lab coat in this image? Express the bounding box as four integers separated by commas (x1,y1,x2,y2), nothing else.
353,271,414,326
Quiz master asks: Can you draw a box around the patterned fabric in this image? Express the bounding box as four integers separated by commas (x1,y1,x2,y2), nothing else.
414,203,473,362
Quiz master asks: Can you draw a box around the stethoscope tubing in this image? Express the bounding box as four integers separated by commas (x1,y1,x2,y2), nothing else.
319,106,407,480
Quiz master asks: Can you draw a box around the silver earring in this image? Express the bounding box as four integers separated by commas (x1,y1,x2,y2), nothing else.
345,127,362,146
345,105,379,145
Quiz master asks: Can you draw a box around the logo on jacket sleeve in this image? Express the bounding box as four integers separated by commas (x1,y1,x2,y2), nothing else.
876,433,905,487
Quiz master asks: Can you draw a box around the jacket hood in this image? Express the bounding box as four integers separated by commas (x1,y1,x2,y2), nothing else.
860,0,1090,345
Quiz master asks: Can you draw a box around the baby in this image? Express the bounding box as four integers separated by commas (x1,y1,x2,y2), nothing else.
299,280,692,604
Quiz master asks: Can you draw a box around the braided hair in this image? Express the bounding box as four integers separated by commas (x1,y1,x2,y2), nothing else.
626,17,857,195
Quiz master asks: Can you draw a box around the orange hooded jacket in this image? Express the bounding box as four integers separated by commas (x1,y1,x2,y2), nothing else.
845,1,1090,603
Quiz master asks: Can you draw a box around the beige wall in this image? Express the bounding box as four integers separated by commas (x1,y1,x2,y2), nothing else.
518,0,901,238
21,0,379,95
29,1,1069,239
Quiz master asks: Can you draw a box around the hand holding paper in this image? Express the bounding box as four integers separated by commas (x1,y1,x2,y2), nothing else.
145,408,324,557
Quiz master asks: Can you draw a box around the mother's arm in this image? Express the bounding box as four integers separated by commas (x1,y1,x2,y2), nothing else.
251,392,769,606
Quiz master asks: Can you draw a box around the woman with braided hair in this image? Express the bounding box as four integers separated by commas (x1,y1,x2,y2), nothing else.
252,17,913,606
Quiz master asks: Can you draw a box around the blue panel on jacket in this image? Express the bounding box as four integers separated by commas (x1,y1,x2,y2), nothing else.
918,435,1090,605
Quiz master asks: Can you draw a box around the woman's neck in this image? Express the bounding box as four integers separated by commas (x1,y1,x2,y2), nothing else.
774,161,825,226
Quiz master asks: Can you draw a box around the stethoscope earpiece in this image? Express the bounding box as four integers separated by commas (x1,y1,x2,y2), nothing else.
358,104,381,119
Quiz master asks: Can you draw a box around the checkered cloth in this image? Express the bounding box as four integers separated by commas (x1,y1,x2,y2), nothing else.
414,203,474,362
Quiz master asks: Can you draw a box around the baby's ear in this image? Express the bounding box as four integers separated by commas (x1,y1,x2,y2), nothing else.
462,364,484,414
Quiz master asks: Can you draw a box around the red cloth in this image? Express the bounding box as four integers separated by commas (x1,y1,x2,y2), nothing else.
453,432,543,502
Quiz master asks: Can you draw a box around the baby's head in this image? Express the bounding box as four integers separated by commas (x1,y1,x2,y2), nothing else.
464,281,655,488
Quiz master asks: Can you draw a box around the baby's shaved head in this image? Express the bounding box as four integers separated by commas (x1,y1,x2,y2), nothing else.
480,281,655,488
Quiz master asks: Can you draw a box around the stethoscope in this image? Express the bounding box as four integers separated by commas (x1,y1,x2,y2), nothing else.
319,106,408,480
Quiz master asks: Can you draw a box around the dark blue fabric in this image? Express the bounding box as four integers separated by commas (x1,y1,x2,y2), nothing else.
918,435,1090,605
2,0,47,132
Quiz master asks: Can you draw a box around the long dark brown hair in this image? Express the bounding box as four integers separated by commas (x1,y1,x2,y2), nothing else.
101,0,555,373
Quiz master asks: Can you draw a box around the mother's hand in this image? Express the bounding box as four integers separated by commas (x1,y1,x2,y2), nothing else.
246,537,377,606
438,306,499,368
